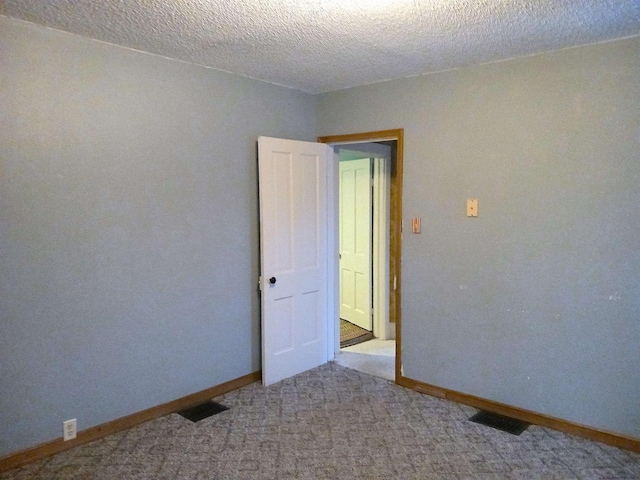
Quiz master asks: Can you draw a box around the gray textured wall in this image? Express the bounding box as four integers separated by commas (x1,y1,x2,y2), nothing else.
318,37,640,438
0,16,316,455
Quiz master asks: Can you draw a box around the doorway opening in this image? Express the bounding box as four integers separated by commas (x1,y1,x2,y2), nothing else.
336,145,389,341
318,130,403,383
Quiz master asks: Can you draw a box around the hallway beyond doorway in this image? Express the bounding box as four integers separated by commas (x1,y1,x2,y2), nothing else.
336,339,395,381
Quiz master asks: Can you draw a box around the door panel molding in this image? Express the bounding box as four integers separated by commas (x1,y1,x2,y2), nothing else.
339,157,373,330
373,156,391,340
258,136,332,385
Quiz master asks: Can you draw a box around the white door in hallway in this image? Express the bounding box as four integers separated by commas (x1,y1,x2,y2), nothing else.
339,158,373,331
258,136,333,386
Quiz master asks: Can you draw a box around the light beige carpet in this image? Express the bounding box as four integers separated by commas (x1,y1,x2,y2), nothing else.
3,363,640,479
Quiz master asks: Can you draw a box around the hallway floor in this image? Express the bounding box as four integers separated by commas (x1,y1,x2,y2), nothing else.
335,338,395,381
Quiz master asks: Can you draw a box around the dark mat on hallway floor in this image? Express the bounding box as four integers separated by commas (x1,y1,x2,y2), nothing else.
340,319,373,348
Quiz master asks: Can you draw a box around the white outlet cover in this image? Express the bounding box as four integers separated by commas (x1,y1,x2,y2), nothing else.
63,418,77,441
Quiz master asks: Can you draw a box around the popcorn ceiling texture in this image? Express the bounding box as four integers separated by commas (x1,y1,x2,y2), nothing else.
2,0,639,93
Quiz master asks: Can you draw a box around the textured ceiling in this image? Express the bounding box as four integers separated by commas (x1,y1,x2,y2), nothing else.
2,1,639,93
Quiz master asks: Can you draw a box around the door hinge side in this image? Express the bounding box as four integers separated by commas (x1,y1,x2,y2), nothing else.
393,274,397,291
258,276,262,291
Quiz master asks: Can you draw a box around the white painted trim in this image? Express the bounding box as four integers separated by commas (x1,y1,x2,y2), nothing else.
372,157,392,340
327,148,340,357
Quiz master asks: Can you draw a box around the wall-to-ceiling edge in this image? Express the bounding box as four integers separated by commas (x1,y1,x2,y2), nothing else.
0,14,316,460
317,35,640,447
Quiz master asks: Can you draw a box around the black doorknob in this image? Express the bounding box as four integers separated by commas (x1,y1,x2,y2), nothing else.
269,277,277,284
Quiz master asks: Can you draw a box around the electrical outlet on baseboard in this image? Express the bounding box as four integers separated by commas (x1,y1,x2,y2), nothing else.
63,418,77,441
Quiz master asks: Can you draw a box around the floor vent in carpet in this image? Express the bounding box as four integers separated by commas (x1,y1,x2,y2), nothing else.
178,401,229,422
469,410,530,435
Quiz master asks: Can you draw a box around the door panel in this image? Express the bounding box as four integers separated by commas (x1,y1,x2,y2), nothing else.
258,137,331,385
339,158,373,331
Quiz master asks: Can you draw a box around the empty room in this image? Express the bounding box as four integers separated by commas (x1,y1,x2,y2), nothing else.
1,1,639,478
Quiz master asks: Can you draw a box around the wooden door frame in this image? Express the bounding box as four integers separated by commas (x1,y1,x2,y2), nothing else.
318,129,403,383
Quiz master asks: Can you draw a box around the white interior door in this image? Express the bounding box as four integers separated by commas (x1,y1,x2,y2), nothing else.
258,136,332,385
339,158,373,331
